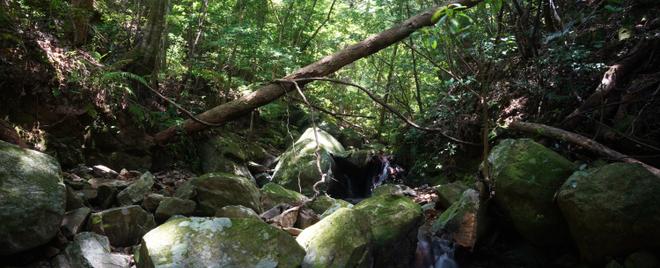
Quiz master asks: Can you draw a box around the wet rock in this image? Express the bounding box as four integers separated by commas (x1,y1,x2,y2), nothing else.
215,205,261,220
52,232,130,268
271,128,346,195
189,172,262,215
296,208,373,267
432,189,486,249
355,194,422,267
87,205,156,247
0,140,67,255
557,163,660,263
489,138,575,246
261,182,308,210
116,172,154,206
61,207,91,238
141,193,166,212
305,194,352,218
434,181,468,209
154,197,196,221
137,217,305,268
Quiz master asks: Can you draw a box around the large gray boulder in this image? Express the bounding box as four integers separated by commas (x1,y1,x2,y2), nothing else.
137,217,305,268
52,232,131,268
0,140,66,255
355,194,422,267
296,208,373,267
88,205,156,247
557,163,660,263
187,172,262,215
271,128,346,195
488,138,576,246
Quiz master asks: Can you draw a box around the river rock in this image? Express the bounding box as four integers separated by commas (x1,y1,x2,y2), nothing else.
557,163,660,263
141,193,166,212
88,205,156,247
154,197,196,221
136,217,305,268
432,189,487,249
0,140,67,255
188,172,262,215
296,208,373,267
488,138,575,246
215,205,261,220
271,128,346,195
116,172,154,206
261,182,308,210
52,232,130,268
61,207,91,238
355,194,422,267
435,181,469,209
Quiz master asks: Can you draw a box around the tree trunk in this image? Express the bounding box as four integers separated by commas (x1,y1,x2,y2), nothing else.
124,0,170,77
70,0,94,47
154,0,483,144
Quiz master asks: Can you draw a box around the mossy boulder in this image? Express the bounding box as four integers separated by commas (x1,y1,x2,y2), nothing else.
188,172,262,215
355,194,422,267
296,208,373,267
432,189,487,249
271,128,346,195
0,140,66,255
197,133,255,182
88,205,156,247
116,172,154,206
154,197,196,221
305,195,352,218
215,205,261,220
261,182,309,210
435,181,469,209
489,138,576,246
557,163,660,263
137,217,305,268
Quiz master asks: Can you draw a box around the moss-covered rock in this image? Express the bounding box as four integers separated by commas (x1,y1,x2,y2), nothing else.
432,189,487,249
116,172,154,206
435,181,469,209
557,163,660,263
271,128,346,195
261,182,309,210
88,205,156,247
137,217,305,268
296,208,373,267
215,205,261,220
305,195,352,218
355,194,422,267
0,140,66,255
189,172,262,215
372,184,415,197
488,138,575,246
155,197,196,222
197,133,256,182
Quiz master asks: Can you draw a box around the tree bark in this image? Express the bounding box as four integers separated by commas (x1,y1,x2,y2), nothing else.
124,0,170,77
154,0,483,144
507,121,660,177
70,0,94,47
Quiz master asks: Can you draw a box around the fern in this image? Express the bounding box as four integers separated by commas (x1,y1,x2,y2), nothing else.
101,71,150,88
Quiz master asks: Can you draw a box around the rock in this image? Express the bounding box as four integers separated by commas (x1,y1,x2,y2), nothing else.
261,182,308,210
154,197,196,221
141,193,166,212
271,128,346,195
174,180,196,200
215,205,261,220
557,163,660,263
0,140,67,255
52,232,130,268
198,134,256,182
92,165,118,179
189,172,262,215
355,194,422,267
116,172,154,206
296,208,373,267
432,189,486,249
61,207,91,238
94,185,118,209
66,185,86,210
88,205,156,247
488,138,575,246
306,194,352,218
372,184,415,197
624,251,659,268
434,181,469,209
137,217,305,268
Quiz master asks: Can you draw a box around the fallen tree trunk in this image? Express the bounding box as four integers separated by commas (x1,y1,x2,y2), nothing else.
154,0,482,144
507,121,660,177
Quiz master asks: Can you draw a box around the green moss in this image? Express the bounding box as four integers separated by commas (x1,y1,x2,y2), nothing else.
261,182,308,210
